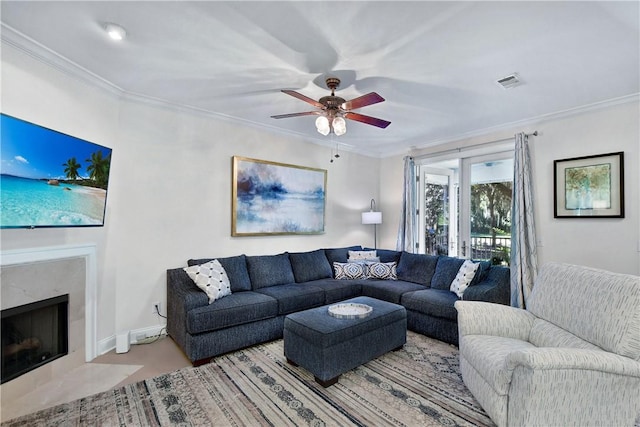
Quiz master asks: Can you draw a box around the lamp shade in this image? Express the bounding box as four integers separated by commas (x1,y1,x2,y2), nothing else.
332,116,346,136
361,211,382,225
315,116,330,136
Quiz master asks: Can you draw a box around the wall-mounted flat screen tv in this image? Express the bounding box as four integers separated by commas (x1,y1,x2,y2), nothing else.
1,113,112,229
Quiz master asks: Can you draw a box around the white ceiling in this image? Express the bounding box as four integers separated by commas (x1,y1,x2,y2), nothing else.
1,1,638,157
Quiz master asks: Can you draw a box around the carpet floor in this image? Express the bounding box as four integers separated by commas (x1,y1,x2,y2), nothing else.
2,331,493,426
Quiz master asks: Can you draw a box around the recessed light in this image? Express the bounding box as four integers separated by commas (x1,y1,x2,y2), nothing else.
105,23,126,41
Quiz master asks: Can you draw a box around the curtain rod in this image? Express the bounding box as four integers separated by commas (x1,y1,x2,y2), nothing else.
413,131,538,160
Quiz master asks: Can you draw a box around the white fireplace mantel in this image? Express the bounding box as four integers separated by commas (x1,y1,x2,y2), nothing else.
1,244,98,361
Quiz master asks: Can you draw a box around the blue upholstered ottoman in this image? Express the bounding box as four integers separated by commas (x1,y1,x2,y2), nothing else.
283,296,407,387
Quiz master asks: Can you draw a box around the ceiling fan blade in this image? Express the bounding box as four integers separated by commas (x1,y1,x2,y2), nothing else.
281,90,324,108
271,111,322,119
344,112,391,129
342,92,385,110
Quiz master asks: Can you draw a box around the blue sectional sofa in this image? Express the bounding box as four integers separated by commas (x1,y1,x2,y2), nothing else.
166,246,510,365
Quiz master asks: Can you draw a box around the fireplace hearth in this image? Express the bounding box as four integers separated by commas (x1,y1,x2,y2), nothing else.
1,294,69,384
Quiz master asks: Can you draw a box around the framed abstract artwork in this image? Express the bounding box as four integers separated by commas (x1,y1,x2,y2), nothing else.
554,152,624,218
232,156,327,236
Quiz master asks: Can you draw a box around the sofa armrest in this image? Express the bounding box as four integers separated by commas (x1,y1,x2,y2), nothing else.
166,267,208,349
507,347,640,377
455,300,535,341
463,266,510,305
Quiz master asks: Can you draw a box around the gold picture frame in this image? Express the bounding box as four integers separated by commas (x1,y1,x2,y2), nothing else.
232,156,327,236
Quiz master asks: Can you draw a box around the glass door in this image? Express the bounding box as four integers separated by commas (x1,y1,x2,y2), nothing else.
418,150,513,263
460,153,513,263
418,164,458,256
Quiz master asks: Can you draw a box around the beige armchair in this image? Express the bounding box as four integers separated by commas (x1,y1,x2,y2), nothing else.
455,262,640,427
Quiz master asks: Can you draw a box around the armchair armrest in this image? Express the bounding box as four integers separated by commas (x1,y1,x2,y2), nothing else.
455,300,535,341
507,347,640,377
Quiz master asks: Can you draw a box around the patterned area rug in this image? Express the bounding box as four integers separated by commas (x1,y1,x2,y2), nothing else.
3,331,493,426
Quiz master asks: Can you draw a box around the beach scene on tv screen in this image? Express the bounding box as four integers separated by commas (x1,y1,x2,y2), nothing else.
1,114,112,228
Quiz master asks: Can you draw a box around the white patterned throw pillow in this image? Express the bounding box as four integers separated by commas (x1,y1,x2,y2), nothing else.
184,260,232,304
334,262,368,280
348,250,377,260
367,262,398,280
450,260,480,298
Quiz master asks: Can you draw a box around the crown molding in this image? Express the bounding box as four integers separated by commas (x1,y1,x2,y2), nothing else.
3,22,637,160
1,23,123,96
384,93,640,158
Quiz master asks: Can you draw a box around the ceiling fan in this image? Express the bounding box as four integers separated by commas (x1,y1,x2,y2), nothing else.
271,77,391,136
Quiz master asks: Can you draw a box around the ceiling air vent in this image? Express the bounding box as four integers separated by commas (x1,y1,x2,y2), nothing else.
496,73,522,89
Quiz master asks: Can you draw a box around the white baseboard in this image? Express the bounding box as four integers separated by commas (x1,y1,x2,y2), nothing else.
97,323,167,356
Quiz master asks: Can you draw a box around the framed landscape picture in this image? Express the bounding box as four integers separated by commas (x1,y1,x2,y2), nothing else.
232,156,327,236
554,152,624,218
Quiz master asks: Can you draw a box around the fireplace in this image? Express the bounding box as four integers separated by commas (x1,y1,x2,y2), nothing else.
1,294,69,384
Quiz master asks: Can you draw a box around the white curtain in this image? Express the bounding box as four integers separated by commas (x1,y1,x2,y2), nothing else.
510,132,538,308
396,156,417,252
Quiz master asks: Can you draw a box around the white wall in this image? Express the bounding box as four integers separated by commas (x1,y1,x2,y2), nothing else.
380,100,640,276
1,44,381,348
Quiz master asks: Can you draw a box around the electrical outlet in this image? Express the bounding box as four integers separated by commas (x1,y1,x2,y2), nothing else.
151,301,161,314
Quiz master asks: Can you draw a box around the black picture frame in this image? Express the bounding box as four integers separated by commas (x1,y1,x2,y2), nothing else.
553,152,624,218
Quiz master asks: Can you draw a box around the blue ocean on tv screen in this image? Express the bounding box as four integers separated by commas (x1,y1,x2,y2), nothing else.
1,175,106,227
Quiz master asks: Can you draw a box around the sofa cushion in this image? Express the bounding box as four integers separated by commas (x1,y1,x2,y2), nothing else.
246,253,295,289
529,318,602,350
186,291,278,334
255,284,325,315
527,262,640,359
183,260,232,304
361,280,427,304
187,254,251,292
289,249,333,283
324,245,363,267
401,288,459,320
431,256,466,290
364,248,401,263
396,252,439,286
302,278,363,304
333,262,368,280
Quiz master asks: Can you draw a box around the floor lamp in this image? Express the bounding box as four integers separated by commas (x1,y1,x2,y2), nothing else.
362,199,382,249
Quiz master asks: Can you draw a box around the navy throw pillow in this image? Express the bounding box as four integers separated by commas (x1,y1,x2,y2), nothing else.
430,256,465,290
289,249,333,283
363,248,401,263
396,252,439,286
246,253,295,289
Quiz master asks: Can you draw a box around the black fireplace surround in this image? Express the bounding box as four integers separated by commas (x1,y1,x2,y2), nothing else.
1,294,69,384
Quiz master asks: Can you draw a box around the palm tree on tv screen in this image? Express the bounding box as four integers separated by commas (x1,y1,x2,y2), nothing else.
85,151,111,188
62,157,81,181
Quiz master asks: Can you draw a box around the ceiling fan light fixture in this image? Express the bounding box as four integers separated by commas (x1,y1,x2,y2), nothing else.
333,116,346,136
315,116,330,136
